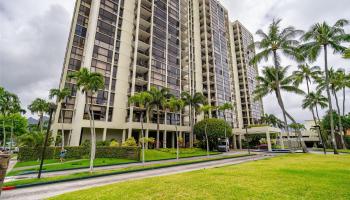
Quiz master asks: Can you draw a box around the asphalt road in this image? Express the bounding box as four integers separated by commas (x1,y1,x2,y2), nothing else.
1,153,274,200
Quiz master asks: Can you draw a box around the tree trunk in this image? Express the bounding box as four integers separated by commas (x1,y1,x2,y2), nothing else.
333,89,347,149
190,105,194,148
40,113,44,133
175,112,179,160
343,87,346,116
140,112,145,164
315,105,321,124
2,121,5,148
306,79,318,126
60,108,65,151
324,45,338,154
205,122,209,157
88,95,95,173
156,107,160,149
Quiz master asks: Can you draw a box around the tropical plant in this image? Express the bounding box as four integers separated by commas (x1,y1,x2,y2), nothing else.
165,97,185,160
147,87,170,149
49,88,71,150
254,66,306,150
199,104,216,156
69,68,104,172
343,48,350,59
129,91,152,163
181,92,206,148
28,98,49,133
122,137,137,147
301,19,350,154
302,90,328,123
218,103,233,138
289,123,308,153
0,87,23,116
250,18,303,151
17,131,53,148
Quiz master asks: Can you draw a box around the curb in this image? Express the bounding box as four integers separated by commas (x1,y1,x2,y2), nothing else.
2,154,252,190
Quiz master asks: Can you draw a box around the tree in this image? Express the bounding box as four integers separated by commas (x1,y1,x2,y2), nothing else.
28,98,49,133
199,104,216,156
49,88,71,150
165,97,185,160
0,87,23,116
254,66,306,150
69,68,104,173
301,19,350,154
344,48,350,59
293,64,322,125
147,87,170,149
181,92,206,148
302,90,328,124
289,123,308,153
129,91,152,164
218,103,233,138
250,18,303,151
194,118,232,151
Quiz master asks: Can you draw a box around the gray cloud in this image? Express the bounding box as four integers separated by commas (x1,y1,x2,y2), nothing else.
0,0,349,122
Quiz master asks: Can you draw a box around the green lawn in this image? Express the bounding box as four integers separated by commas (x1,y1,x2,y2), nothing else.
4,154,248,187
8,148,218,176
50,154,350,200
313,148,350,154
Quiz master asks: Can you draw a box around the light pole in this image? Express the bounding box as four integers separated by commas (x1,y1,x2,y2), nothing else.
313,125,326,155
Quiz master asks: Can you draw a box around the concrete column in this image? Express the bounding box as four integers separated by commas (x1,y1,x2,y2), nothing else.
102,128,107,141
171,132,175,148
280,132,285,149
122,129,126,142
266,131,272,152
180,131,184,147
127,128,132,139
145,129,149,149
233,134,237,149
239,134,242,150
163,130,167,148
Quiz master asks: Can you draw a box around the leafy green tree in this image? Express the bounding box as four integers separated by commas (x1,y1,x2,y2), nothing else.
181,92,206,148
302,90,328,123
254,66,305,149
194,118,231,151
17,131,53,148
218,103,233,138
250,19,303,150
122,137,137,147
49,88,71,150
147,87,170,149
301,19,350,154
289,123,308,153
129,91,152,163
28,98,49,133
69,68,104,173
0,87,23,116
199,104,216,156
165,97,185,160
343,48,350,59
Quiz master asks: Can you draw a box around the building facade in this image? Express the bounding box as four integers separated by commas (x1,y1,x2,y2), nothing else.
52,0,262,147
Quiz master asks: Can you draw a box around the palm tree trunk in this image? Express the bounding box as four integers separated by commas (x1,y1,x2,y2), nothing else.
333,89,346,149
40,113,44,133
324,45,338,154
315,105,321,124
175,112,179,160
205,122,209,157
156,107,160,149
343,87,346,116
306,79,318,126
60,108,65,150
88,95,95,173
140,112,145,164
190,105,194,148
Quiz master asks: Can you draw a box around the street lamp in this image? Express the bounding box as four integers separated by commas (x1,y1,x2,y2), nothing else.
313,125,326,155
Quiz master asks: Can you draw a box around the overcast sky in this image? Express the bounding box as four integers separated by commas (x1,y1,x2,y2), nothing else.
0,0,349,122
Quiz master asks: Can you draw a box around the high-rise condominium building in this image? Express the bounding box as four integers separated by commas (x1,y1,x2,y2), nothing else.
52,0,262,147
230,21,263,127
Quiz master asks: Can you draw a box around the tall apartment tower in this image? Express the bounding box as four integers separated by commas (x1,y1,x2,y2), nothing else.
52,0,262,147
229,21,263,127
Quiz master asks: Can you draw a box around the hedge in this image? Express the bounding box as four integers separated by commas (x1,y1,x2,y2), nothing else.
18,146,140,161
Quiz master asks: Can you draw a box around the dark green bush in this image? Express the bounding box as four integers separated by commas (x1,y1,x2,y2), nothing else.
194,118,232,150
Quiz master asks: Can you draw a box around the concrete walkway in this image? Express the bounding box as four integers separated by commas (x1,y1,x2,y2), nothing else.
1,153,274,200
6,151,248,181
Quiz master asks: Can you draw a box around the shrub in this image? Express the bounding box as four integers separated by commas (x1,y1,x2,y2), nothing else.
97,141,110,146
110,140,120,147
194,118,232,150
122,137,137,147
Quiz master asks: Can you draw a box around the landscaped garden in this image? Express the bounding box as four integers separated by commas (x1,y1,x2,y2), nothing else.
49,154,350,200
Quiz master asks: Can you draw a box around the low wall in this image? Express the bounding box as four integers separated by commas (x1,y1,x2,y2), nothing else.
18,147,140,161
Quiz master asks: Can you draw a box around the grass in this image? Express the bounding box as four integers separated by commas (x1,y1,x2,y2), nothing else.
8,148,219,176
312,148,350,154
50,154,350,200
3,154,249,187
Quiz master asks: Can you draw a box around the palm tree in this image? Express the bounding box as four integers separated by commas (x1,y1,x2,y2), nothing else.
165,97,185,160
289,123,308,153
199,104,216,157
218,103,233,138
332,69,350,116
344,48,350,59
181,92,206,148
250,18,303,150
49,88,71,150
317,68,347,149
69,68,104,172
302,90,328,124
254,66,306,151
147,87,170,149
28,98,49,133
0,87,23,116
129,91,152,164
301,19,350,154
